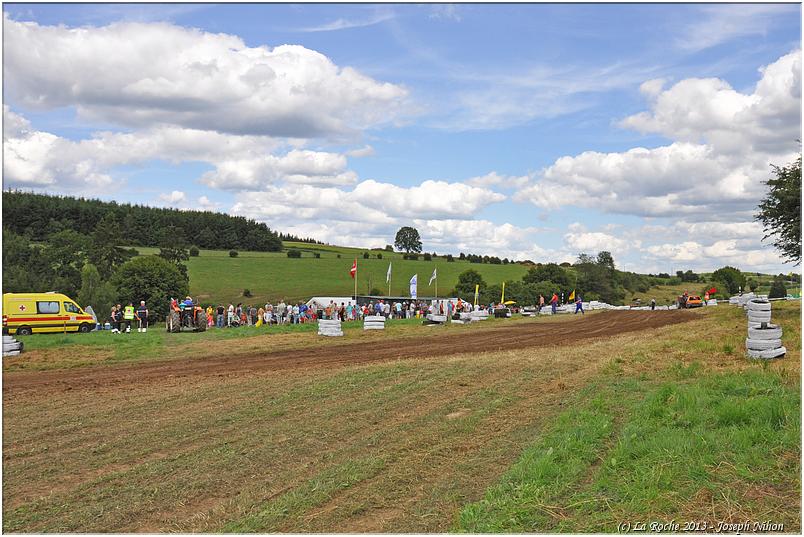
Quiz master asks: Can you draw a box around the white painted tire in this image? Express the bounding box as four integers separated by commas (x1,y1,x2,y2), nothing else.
747,299,772,312
747,312,772,323
745,338,783,351
747,346,786,359
747,325,782,340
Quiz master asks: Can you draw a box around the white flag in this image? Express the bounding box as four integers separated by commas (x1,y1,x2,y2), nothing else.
386,262,392,284
429,267,437,286
409,274,418,299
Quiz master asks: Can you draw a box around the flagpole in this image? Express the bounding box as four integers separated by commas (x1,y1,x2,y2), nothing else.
388,264,391,297
354,259,358,301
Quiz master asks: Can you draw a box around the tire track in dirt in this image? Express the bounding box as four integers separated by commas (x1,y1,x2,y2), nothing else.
4,311,694,395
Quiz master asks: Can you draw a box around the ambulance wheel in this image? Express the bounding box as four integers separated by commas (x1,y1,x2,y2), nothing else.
78,323,91,333
16,326,32,336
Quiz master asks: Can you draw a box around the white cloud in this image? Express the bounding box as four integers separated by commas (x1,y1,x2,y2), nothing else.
230,179,506,225
564,231,633,257
4,15,409,138
299,11,396,32
517,50,802,221
676,5,797,52
346,145,375,158
158,190,187,205
620,49,801,155
465,171,530,189
429,5,462,22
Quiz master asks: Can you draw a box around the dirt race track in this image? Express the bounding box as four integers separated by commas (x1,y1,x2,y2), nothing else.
4,310,694,395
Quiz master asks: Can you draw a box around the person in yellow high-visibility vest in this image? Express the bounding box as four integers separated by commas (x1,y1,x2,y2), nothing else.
123,303,135,333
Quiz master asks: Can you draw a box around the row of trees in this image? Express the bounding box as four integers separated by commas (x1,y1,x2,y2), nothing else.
3,191,282,252
4,217,192,321
449,251,654,305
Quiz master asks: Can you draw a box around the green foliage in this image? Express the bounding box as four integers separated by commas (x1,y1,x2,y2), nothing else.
574,252,625,305
112,256,189,322
446,254,454,262
362,251,370,259
522,263,571,288
385,244,393,252
769,277,787,299
77,263,117,316
394,226,422,254
243,289,253,298
711,266,746,295
230,250,239,258
746,278,758,292
313,252,321,259
189,246,200,257
3,190,282,252
423,253,432,261
376,253,382,259
452,269,486,299
756,155,801,264
88,214,137,279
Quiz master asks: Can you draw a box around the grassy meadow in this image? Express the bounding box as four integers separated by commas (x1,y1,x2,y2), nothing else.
134,242,528,305
3,301,800,532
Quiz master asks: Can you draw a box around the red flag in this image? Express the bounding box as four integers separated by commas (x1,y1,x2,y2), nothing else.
350,259,357,279
708,287,717,295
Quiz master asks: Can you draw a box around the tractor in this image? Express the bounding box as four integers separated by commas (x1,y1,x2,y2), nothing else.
166,298,208,333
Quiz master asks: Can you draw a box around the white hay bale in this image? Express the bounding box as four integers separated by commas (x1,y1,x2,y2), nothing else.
426,314,447,323
747,346,786,360
364,315,385,322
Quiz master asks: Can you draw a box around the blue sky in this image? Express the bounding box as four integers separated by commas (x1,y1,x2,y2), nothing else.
3,3,801,274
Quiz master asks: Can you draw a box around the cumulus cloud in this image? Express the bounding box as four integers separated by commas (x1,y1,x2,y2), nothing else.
346,145,376,158
158,190,187,205
564,230,633,257
2,107,370,191
230,179,505,225
465,171,530,189
517,50,802,221
4,15,409,138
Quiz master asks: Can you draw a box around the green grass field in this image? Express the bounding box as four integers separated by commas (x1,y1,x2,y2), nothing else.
134,243,528,305
3,301,800,532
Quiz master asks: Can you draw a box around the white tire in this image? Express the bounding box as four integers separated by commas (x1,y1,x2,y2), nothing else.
745,338,783,351
747,346,786,359
747,299,772,312
747,325,782,340
747,312,772,323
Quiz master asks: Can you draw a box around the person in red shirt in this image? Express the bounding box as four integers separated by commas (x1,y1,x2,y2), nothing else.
551,293,559,314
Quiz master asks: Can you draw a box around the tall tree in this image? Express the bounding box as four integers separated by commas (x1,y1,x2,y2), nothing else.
394,226,422,254
89,214,136,279
711,266,746,295
756,155,801,264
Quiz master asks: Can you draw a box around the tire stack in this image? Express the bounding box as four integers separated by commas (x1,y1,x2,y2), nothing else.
318,319,343,337
363,315,386,331
424,314,447,325
745,299,785,359
3,335,23,357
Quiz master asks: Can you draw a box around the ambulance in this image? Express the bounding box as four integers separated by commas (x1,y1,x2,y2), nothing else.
3,292,95,335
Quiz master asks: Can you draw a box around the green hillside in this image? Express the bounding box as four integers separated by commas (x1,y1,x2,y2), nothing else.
134,242,529,305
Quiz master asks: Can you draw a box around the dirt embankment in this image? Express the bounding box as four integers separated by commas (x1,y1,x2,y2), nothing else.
4,310,694,395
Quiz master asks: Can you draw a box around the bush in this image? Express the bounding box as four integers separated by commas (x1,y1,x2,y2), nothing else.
769,278,787,299
385,245,393,252
369,287,383,296
404,253,418,260
423,253,432,261
377,253,382,259
112,256,189,322
337,254,341,258
287,249,301,258
243,288,252,297
189,246,199,257
363,252,370,259
314,253,321,259
229,250,238,258
446,254,454,262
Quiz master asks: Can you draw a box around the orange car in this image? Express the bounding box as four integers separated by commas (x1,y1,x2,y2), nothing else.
685,295,703,308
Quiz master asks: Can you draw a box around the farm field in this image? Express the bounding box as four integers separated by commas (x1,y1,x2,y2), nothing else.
133,243,529,305
3,301,800,532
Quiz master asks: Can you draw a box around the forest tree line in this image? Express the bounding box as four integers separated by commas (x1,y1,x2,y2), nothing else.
3,191,285,251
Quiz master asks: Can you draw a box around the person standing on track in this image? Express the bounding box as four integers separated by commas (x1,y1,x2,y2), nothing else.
574,296,584,315
550,292,558,314
538,294,545,312
123,302,135,333
650,298,656,311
